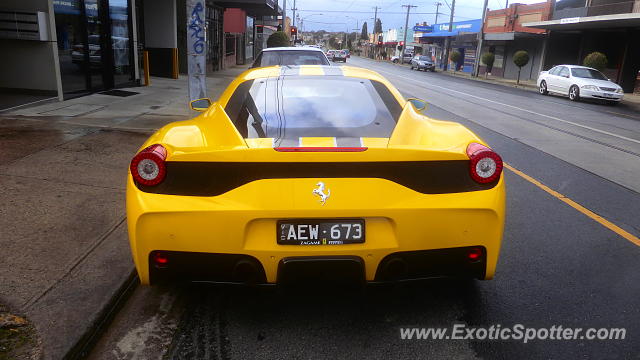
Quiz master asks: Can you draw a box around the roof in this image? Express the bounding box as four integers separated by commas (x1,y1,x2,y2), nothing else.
261,47,325,52
552,65,596,70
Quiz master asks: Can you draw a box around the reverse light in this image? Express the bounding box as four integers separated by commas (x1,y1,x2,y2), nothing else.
466,142,503,184
130,144,167,186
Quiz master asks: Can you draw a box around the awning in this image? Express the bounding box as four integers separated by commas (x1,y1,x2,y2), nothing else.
214,0,278,16
522,12,640,31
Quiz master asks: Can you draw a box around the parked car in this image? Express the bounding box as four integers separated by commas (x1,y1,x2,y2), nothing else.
332,50,348,63
127,65,506,285
410,55,435,72
342,49,351,58
537,65,624,104
326,49,337,59
251,47,330,68
391,53,413,64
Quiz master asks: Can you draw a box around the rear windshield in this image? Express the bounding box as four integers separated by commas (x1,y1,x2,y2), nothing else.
571,68,607,80
224,76,402,145
256,50,329,67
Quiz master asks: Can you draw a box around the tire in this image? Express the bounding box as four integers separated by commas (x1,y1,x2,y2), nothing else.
430,68,435,72
410,65,414,70
393,59,398,64
569,85,580,101
539,80,548,95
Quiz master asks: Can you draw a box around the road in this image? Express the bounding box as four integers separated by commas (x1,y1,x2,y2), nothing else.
89,57,640,360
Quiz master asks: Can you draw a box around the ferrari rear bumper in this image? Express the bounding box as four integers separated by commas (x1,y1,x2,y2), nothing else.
127,176,505,285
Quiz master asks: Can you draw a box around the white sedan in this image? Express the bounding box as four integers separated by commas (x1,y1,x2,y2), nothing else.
537,65,624,104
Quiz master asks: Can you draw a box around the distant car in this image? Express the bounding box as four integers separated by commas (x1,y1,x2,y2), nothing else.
537,65,624,104
391,53,413,64
342,49,351,58
332,50,348,63
251,47,330,68
410,55,435,72
326,50,337,59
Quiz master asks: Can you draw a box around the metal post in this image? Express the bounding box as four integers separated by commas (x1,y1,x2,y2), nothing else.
435,2,442,25
442,0,455,71
401,5,417,61
473,0,489,77
186,0,207,101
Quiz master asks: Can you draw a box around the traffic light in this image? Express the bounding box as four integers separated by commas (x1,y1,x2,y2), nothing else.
290,26,297,37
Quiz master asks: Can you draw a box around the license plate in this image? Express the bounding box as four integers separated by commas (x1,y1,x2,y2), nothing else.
603,93,614,98
277,219,365,245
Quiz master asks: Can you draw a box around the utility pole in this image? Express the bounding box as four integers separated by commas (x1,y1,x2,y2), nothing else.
401,5,417,59
373,6,380,58
292,0,297,26
441,0,455,71
282,0,286,32
434,2,442,24
292,0,297,42
506,0,509,7
472,0,489,77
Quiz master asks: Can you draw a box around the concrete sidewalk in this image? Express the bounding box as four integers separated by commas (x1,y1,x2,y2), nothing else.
0,65,248,359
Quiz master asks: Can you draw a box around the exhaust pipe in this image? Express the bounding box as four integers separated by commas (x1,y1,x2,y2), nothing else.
232,259,260,283
384,257,409,280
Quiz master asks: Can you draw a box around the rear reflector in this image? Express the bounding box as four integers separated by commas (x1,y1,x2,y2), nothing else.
152,251,169,267
467,247,483,262
275,147,368,152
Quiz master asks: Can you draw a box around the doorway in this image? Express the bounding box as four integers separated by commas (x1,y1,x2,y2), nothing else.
54,0,135,99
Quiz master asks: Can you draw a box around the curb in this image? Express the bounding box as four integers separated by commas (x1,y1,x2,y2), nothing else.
63,270,139,360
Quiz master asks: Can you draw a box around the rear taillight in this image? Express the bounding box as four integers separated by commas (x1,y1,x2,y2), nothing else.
466,142,503,184
130,144,167,186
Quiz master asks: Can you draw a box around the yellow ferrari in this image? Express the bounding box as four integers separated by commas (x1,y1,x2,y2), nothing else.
127,65,505,285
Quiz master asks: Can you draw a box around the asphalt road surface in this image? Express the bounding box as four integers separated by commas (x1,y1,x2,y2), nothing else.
89,58,640,360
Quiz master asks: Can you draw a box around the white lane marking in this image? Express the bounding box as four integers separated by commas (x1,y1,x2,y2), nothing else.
332,137,337,147
298,137,302,147
373,67,640,146
359,137,364,147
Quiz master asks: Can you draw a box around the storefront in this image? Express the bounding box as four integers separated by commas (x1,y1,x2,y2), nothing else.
419,19,481,72
53,0,136,99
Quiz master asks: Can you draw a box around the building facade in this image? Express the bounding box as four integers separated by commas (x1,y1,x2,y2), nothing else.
523,0,640,93
479,1,553,80
418,19,482,72
0,0,279,105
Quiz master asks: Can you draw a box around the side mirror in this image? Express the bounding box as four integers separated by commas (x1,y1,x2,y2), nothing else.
190,98,212,112
407,98,427,112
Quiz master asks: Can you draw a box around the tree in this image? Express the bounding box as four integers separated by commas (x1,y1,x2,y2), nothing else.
267,31,290,48
481,52,495,78
374,18,382,34
513,50,530,85
449,50,462,71
583,52,608,71
360,22,368,41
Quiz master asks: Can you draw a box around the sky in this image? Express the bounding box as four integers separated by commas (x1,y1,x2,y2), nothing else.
285,0,546,32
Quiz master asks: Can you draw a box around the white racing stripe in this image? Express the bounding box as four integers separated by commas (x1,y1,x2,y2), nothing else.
373,67,640,146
